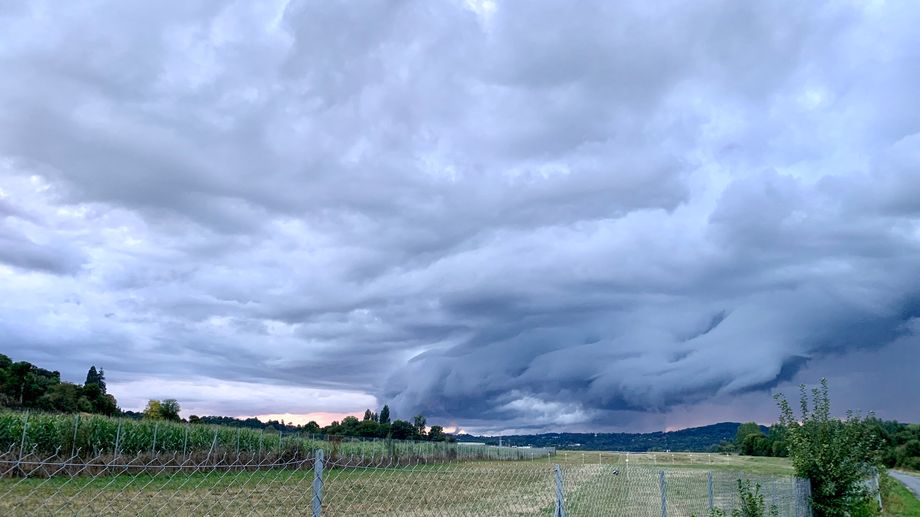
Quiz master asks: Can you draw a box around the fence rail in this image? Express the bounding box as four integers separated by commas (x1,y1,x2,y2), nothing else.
1,448,811,516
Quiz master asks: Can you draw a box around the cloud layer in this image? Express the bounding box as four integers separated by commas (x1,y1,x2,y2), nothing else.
1,0,918,431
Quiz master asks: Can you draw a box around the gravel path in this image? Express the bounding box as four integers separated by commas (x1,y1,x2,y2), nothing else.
890,470,920,500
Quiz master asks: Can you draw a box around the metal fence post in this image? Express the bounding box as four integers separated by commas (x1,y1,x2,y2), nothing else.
554,464,566,517
312,449,324,517
874,470,882,512
17,412,29,467
707,471,714,511
805,478,814,517
70,413,80,458
114,421,123,457
659,470,667,517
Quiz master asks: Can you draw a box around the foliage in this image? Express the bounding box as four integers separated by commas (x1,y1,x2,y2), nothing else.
84,366,106,393
870,419,920,471
428,425,447,442
413,414,427,437
775,379,881,517
0,354,118,416
0,410,497,462
390,420,416,440
379,405,391,425
143,399,181,422
734,479,779,517
736,422,763,447
694,480,779,517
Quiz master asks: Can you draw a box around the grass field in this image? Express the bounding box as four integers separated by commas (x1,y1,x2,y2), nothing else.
551,451,795,476
1,452,803,516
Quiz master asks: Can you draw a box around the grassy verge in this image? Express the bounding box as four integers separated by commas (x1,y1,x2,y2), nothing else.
882,472,920,517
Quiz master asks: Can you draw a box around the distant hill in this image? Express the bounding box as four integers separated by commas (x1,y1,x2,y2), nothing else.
456,422,768,452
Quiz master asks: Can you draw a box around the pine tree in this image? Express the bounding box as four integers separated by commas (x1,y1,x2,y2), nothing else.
379,405,391,424
85,366,99,386
96,368,107,393
84,366,106,393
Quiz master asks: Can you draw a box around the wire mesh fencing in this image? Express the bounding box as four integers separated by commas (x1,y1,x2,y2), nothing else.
2,446,812,516
0,411,556,464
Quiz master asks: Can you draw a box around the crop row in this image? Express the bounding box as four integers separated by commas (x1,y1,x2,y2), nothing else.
0,411,553,462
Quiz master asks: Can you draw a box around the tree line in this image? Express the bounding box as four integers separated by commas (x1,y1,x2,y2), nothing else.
727,414,920,473
0,354,117,416
176,404,452,442
460,421,746,451
1,353,449,443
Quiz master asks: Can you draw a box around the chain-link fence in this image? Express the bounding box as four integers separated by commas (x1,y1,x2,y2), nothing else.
0,411,556,464
2,446,811,516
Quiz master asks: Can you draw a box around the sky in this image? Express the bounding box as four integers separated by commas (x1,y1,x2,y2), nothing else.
1,0,919,434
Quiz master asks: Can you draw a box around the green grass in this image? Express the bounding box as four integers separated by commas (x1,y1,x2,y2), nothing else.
0,455,802,516
883,473,920,517
552,450,794,476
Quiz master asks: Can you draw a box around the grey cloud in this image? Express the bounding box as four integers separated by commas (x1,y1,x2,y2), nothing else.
0,0,918,430
0,230,84,274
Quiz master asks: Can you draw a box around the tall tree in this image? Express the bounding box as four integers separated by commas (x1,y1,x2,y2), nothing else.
379,405,391,425
9,361,32,405
144,399,181,422
428,425,446,442
85,366,99,386
143,400,163,419
160,399,181,422
735,422,763,448
413,415,427,437
363,409,374,421
390,420,415,440
84,366,107,394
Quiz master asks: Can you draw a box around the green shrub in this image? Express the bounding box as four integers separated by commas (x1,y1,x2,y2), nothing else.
775,379,881,517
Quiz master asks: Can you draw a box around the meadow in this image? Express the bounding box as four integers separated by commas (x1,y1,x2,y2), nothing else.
1,411,810,515
1,444,806,516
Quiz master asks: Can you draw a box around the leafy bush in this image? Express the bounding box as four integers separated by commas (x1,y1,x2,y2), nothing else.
693,480,778,517
775,379,881,517
735,479,779,517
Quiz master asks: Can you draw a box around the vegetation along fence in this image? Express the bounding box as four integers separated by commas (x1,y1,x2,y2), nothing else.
0,411,552,463
1,412,812,515
1,451,812,516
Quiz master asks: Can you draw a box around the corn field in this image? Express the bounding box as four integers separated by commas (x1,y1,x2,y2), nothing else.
0,411,554,463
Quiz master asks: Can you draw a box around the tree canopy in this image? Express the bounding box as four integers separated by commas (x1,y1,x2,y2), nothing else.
144,399,181,422
0,354,118,416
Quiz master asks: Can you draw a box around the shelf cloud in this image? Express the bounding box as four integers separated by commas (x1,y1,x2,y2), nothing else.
1,0,918,431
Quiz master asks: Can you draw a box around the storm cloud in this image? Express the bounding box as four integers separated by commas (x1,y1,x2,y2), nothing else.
1,0,918,431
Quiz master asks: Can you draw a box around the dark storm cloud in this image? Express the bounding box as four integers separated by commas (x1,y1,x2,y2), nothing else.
0,0,918,428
